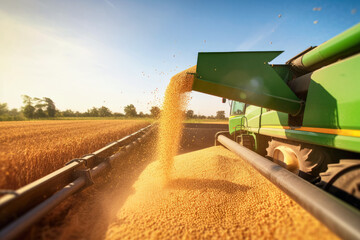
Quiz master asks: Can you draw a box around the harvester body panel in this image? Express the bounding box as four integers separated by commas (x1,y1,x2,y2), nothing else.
245,105,262,131
192,24,360,154
302,54,360,130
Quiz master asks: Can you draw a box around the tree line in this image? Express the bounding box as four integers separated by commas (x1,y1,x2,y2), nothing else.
185,109,226,120
0,95,227,121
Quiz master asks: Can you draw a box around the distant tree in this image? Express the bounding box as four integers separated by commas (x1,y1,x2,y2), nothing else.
99,106,112,117
124,104,137,117
33,97,46,110
62,109,75,117
8,108,19,116
150,106,160,118
0,102,23,121
138,111,145,118
34,108,47,118
186,110,194,119
54,110,62,117
89,107,99,117
23,105,35,118
26,97,56,118
216,111,225,119
21,95,35,119
44,97,56,117
113,112,125,117
33,98,47,118
22,95,32,105
0,103,8,115
83,110,90,117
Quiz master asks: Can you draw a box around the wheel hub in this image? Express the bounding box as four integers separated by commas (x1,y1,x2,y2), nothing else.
273,146,299,174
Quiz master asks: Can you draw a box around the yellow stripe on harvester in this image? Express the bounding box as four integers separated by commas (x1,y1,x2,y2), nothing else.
261,126,360,138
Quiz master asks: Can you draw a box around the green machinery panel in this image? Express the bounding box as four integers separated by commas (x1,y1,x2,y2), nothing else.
246,106,262,131
193,52,303,115
261,109,288,127
302,23,360,70
229,115,243,135
303,54,360,130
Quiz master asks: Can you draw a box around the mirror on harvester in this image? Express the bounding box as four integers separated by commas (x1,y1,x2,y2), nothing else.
222,98,226,103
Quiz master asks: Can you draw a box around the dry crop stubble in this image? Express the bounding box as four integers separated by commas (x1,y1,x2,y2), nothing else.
0,120,150,189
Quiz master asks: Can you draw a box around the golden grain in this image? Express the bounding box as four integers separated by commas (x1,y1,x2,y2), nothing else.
105,146,337,239
157,66,195,182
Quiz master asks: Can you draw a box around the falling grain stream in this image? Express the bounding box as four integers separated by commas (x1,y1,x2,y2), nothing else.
33,67,337,239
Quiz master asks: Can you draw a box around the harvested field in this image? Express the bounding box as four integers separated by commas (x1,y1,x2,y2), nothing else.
0,120,150,189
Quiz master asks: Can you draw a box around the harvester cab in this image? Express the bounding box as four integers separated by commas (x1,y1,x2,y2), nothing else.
191,23,360,207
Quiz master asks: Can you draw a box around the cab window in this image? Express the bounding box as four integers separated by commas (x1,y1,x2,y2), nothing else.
230,101,245,115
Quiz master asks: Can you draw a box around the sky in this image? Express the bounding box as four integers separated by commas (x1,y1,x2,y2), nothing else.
0,0,359,116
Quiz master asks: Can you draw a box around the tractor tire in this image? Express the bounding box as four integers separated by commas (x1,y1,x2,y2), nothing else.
266,139,331,181
319,160,360,208
240,135,255,151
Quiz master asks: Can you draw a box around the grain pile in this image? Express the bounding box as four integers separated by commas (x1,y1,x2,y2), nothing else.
157,66,196,182
0,120,149,189
105,146,337,239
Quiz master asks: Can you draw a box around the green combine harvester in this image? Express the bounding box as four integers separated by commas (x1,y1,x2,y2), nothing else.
191,23,360,206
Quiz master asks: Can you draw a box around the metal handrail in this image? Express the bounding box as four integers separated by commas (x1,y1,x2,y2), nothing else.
233,116,248,142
